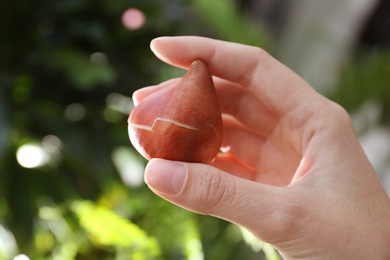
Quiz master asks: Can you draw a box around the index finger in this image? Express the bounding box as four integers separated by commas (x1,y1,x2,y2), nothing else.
150,36,318,116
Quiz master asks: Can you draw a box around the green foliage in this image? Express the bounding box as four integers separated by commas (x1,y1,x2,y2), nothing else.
330,50,390,116
240,228,280,260
72,200,161,259
0,0,318,259
41,48,116,90
192,0,272,50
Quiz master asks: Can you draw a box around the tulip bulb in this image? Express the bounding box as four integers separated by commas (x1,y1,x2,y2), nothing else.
128,60,222,164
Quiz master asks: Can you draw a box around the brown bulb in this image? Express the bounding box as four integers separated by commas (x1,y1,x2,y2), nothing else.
128,60,222,164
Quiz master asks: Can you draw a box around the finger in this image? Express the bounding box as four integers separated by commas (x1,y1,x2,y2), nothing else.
150,36,319,116
144,158,300,243
221,115,264,168
212,153,256,180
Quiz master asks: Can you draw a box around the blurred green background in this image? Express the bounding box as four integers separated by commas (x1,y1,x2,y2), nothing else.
0,0,389,259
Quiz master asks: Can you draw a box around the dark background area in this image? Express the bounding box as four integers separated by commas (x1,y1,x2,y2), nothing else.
0,0,389,259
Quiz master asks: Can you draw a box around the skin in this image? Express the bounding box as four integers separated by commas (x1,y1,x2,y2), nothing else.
133,36,390,259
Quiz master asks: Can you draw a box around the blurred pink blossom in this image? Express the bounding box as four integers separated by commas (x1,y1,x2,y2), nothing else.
122,8,146,30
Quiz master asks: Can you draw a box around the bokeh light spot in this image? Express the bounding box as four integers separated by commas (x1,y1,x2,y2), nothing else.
90,52,108,66
0,225,18,259
112,147,144,187
65,103,86,122
122,8,146,30
42,135,63,153
16,144,48,169
106,92,133,114
14,254,30,260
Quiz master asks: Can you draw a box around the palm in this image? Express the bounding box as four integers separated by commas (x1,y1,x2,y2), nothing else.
214,115,303,187
211,79,311,187
256,127,301,186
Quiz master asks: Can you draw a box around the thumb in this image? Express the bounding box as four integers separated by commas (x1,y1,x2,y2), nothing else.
144,158,300,243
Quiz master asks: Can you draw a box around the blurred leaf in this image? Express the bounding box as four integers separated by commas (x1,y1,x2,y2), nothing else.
240,227,281,260
193,0,272,50
330,50,390,114
137,197,205,260
12,74,33,104
42,48,116,90
72,200,161,259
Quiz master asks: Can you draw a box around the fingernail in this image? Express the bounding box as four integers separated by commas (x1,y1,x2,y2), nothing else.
151,36,171,46
145,159,186,194
150,37,171,58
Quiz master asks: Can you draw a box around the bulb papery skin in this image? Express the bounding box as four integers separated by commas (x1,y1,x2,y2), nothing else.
128,60,223,164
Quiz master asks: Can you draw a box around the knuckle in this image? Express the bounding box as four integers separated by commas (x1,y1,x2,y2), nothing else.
306,99,353,137
324,101,354,135
262,198,311,243
277,203,308,232
329,102,351,124
239,47,268,86
194,169,237,214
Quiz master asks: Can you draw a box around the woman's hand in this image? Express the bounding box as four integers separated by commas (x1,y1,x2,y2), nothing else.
133,36,390,259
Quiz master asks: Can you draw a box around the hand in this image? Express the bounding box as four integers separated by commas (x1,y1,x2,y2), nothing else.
133,36,390,259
